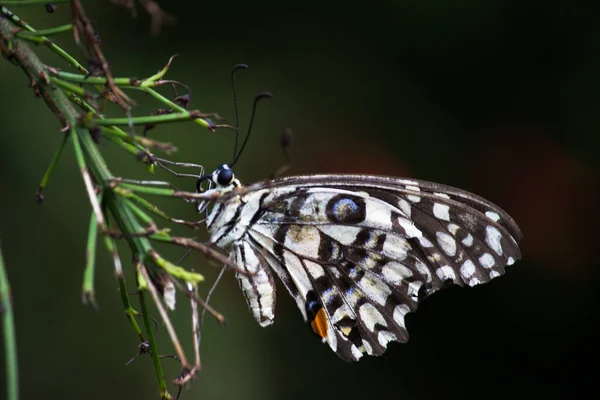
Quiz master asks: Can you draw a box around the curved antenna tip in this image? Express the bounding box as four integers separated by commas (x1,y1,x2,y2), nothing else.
255,92,274,100
231,91,274,166
232,64,248,73
230,63,250,162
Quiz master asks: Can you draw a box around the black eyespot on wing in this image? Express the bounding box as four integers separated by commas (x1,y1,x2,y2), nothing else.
325,194,366,224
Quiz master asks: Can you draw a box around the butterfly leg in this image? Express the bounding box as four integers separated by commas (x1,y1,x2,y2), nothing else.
110,178,179,190
149,155,206,180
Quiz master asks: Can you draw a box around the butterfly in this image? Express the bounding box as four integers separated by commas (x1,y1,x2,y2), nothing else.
197,163,523,361
188,64,522,361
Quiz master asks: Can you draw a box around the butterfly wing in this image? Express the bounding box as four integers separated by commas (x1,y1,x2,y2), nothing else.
213,174,522,361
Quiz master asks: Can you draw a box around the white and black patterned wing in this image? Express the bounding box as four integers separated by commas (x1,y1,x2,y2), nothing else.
209,174,522,361
230,241,277,327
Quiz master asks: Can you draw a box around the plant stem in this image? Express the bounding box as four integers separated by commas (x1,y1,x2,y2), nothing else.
83,203,100,307
137,263,172,400
93,111,206,127
0,14,174,395
1,9,215,396
17,24,73,38
1,6,86,72
0,247,19,400
36,134,69,202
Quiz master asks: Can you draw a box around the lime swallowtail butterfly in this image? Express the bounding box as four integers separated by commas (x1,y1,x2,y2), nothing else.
194,66,522,361
196,165,521,361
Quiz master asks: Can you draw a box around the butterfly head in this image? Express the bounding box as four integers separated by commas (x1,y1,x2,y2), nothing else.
212,164,238,188
196,65,270,209
196,164,240,193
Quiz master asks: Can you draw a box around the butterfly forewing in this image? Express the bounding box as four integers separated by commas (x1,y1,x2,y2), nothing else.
206,174,522,361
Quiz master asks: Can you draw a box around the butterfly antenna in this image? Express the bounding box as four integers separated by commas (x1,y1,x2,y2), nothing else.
176,248,193,265
230,63,248,164
231,92,273,167
200,266,227,332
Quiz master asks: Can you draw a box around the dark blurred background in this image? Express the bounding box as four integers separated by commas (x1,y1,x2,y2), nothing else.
1,1,599,399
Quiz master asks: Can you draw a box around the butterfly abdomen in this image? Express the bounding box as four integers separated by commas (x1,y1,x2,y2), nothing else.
207,189,279,326
231,241,277,326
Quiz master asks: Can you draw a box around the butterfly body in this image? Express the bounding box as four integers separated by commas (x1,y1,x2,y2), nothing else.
202,166,523,361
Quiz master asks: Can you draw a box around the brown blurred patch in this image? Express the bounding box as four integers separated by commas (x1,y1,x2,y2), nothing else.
302,136,411,176
473,131,598,273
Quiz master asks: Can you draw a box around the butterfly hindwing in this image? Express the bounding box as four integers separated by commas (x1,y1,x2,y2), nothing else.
252,219,409,361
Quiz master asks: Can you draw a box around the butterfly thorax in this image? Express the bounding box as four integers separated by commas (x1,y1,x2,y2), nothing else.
202,164,263,248
206,190,244,247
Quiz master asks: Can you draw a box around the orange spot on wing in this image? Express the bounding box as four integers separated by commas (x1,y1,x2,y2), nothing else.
310,308,328,339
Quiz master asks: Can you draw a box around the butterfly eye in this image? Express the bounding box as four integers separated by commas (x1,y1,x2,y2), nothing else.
215,165,235,186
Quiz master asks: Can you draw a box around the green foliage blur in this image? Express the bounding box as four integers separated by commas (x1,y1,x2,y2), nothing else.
1,1,598,399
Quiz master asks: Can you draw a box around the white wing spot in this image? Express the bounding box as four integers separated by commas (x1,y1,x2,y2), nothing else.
399,218,423,238
479,253,495,269
359,303,387,332
468,277,482,286
489,270,501,279
405,186,421,203
382,262,413,285
460,260,476,279
382,235,409,261
434,192,451,199
318,225,362,246
282,252,313,295
331,306,353,326
447,223,460,235
362,340,373,355
305,260,325,278
507,257,515,265
485,211,501,222
436,231,457,256
486,225,503,256
378,331,396,347
462,234,474,247
418,237,434,248
364,201,393,231
359,276,392,306
398,199,412,218
433,203,450,221
393,304,410,329
351,345,363,360
407,281,423,299
415,261,432,282
436,265,456,281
